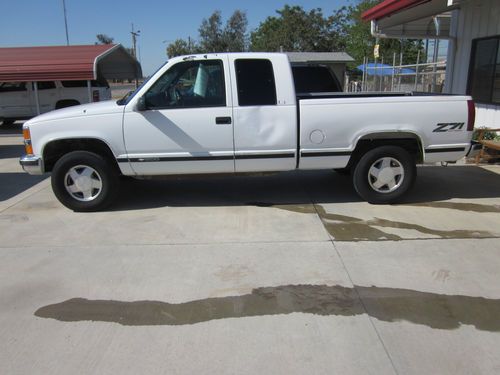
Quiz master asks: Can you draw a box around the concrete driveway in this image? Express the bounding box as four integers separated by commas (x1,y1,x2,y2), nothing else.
1,126,500,374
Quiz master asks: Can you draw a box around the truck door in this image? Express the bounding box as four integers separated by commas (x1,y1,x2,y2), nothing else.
227,56,297,172
123,57,234,175
0,82,33,118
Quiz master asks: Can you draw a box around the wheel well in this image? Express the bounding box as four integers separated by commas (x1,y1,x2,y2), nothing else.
349,134,424,167
55,100,80,109
43,138,119,173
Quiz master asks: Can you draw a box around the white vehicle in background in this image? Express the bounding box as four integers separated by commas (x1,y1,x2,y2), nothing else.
0,79,110,125
20,53,478,211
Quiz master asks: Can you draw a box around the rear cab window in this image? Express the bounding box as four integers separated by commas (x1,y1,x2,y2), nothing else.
235,59,277,106
291,65,341,94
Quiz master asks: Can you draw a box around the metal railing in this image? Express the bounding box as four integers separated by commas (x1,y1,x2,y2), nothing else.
347,59,447,93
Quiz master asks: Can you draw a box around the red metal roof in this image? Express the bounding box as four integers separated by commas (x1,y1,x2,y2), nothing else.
0,44,118,82
362,0,430,21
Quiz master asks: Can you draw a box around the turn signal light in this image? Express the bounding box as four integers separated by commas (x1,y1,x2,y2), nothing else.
23,127,33,155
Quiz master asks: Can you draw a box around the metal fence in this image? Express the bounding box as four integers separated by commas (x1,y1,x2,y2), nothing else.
346,58,447,93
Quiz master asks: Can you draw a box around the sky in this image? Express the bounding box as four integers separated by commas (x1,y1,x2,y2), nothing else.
0,0,356,75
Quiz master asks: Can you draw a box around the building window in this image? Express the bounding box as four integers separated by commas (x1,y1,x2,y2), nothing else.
468,36,500,105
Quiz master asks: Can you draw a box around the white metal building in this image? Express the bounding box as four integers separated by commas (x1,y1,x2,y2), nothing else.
363,0,500,128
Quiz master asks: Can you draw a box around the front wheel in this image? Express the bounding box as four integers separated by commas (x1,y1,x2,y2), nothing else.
352,146,416,204
51,151,119,211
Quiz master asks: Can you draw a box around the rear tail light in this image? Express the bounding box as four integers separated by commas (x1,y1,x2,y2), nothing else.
23,127,33,155
467,99,475,131
92,90,100,102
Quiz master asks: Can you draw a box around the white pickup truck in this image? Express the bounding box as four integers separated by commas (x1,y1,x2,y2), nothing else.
20,53,477,211
0,79,111,125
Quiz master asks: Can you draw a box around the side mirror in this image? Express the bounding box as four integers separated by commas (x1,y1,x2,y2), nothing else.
136,96,148,111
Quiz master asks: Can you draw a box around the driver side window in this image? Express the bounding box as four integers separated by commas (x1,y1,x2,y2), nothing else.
144,60,226,109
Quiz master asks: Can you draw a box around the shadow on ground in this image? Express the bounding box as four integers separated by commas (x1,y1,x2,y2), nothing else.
35,284,500,331
0,144,25,159
0,144,47,202
0,122,23,136
110,166,500,211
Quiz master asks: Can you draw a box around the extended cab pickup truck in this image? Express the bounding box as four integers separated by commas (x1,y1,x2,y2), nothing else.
20,53,477,211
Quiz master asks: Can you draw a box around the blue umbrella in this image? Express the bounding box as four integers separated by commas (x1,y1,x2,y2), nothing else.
357,63,415,76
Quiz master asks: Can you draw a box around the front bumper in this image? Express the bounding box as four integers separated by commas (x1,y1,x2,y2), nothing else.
19,155,44,175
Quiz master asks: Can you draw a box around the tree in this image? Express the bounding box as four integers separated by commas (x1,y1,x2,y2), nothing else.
198,10,248,52
166,38,199,58
167,10,248,55
250,5,347,52
223,10,248,52
342,0,424,66
199,11,224,52
96,34,114,44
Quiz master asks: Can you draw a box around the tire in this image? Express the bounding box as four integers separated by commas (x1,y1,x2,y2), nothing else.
51,151,118,211
352,146,416,204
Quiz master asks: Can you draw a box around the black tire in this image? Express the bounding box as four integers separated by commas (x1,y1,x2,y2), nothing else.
51,151,118,211
352,146,416,204
334,167,351,176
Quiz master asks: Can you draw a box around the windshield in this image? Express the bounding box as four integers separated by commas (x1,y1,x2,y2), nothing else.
116,61,169,106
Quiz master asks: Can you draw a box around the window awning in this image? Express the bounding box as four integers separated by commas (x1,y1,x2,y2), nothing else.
0,44,142,82
362,0,464,39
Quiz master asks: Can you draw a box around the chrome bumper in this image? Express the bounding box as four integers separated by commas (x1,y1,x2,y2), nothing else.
19,155,44,175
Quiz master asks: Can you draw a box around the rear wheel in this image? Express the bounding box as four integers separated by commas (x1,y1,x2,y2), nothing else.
51,151,118,211
352,146,416,204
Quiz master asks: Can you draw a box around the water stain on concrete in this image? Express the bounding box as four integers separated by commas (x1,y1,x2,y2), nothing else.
0,214,29,222
403,202,500,213
271,204,495,241
35,284,500,331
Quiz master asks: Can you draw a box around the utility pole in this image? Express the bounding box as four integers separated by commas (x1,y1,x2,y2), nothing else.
130,23,140,59
130,23,140,88
62,0,69,45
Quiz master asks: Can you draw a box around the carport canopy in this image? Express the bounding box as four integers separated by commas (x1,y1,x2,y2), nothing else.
0,44,142,82
361,0,465,39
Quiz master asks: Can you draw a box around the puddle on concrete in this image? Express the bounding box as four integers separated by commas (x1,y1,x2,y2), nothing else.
35,284,500,331
271,204,495,241
403,202,500,213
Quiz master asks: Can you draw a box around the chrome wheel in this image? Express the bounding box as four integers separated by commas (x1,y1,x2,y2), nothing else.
64,165,103,202
368,157,404,193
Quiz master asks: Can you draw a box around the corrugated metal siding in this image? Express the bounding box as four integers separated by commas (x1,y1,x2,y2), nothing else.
448,0,500,127
0,44,114,82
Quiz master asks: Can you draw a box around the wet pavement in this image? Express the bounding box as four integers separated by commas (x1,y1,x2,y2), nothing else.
1,128,500,374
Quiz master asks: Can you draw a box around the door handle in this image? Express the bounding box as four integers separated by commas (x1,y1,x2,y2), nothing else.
215,116,232,125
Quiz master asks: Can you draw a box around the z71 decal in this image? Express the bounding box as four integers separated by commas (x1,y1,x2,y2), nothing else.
433,122,465,132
